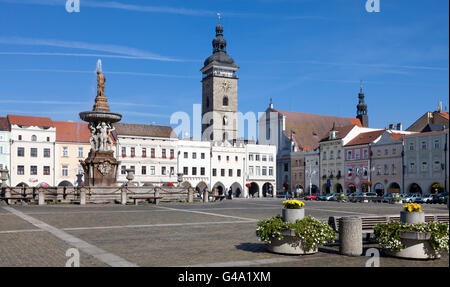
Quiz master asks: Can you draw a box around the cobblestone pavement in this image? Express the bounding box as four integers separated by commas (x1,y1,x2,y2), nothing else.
0,199,448,267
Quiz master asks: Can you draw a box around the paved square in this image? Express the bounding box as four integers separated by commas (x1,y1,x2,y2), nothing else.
0,199,448,267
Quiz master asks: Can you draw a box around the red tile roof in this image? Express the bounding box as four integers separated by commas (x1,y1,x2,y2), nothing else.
439,112,449,120
345,130,385,146
7,114,54,127
53,121,90,143
272,108,362,149
320,125,359,142
389,133,405,141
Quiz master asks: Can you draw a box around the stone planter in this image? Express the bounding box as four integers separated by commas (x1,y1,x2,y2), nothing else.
282,208,305,223
267,229,317,255
385,232,441,260
400,211,425,224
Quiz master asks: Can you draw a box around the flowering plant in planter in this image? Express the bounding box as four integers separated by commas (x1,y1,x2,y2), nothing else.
403,203,423,212
374,221,449,253
282,200,304,209
256,216,335,252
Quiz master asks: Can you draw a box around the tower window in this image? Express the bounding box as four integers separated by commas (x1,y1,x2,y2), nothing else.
223,96,229,106
206,97,209,108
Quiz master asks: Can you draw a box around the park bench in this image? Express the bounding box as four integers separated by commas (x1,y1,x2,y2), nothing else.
129,195,162,205
328,214,449,241
0,197,31,205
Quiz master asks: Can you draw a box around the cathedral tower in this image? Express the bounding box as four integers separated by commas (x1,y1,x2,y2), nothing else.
201,15,239,141
356,82,369,127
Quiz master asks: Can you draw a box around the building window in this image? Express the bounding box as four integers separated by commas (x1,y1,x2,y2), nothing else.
256,167,261,176
284,164,288,172
421,161,428,172
121,147,126,157
323,151,327,160
221,169,225,177
46,137,50,142
200,167,205,176
376,165,381,175
61,165,68,177
150,166,155,175
384,149,388,156
161,166,166,175
18,135,22,140
183,167,188,175
235,156,238,161
249,154,254,161
162,149,166,158
376,150,381,157
226,156,229,162
17,165,24,175
269,155,274,162
18,147,25,157
228,169,233,177
192,167,197,176
363,149,368,159
384,164,388,175
346,151,351,160
434,140,440,149
78,147,83,158
392,164,396,175
337,150,341,159
151,148,155,158
130,147,135,157
43,148,50,158
184,152,188,159
409,162,415,173
223,96,229,106
249,166,254,176
408,143,414,151
201,153,205,159
262,167,267,176
192,152,197,159
170,149,174,158
43,166,50,175
141,166,146,175
130,166,135,173
62,146,68,157
142,148,147,157
255,154,260,161
434,160,441,171
269,167,273,176
329,151,334,160
31,135,37,141
218,155,221,161
0,146,2,154
262,155,267,162
392,148,396,155
121,165,126,175
212,168,217,177
421,141,427,150
77,166,83,175
170,167,174,175
237,169,241,177
30,148,37,157
355,150,360,160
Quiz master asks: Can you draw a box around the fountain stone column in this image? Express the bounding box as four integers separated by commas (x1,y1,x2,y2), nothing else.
79,60,122,187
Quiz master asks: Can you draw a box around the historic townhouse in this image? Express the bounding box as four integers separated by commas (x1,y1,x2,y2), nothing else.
343,130,385,194
113,123,178,186
406,105,449,132
245,143,276,198
53,121,91,187
0,117,11,185
7,115,56,187
319,125,378,194
370,131,408,195
258,85,368,195
177,139,211,193
290,150,306,196
403,129,448,194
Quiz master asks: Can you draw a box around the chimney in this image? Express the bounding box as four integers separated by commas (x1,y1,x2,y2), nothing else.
396,123,402,131
388,124,394,130
438,101,442,112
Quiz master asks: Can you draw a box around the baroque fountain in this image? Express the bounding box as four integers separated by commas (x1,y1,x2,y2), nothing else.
79,60,122,187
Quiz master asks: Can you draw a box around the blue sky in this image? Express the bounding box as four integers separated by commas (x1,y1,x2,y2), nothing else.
0,0,448,138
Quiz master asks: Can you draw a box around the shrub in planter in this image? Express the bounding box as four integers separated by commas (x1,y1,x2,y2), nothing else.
374,221,449,256
256,216,335,254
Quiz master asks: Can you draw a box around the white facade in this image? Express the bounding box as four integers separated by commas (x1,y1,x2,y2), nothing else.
115,135,178,186
9,124,56,187
177,139,211,192
0,129,11,185
245,143,277,198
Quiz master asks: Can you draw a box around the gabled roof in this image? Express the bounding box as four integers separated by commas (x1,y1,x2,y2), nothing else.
345,130,385,146
0,117,10,131
7,114,54,128
320,125,359,142
113,123,177,139
271,108,362,149
53,121,90,143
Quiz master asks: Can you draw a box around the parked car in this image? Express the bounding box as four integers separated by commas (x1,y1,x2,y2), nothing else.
304,194,319,200
382,193,399,203
431,192,449,204
317,193,332,201
412,194,427,203
416,194,434,204
404,194,419,203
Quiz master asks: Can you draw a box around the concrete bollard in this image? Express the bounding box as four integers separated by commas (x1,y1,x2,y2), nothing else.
5,189,11,205
121,189,127,205
80,190,86,205
203,190,209,203
154,189,160,205
38,190,46,205
339,216,362,256
187,188,194,203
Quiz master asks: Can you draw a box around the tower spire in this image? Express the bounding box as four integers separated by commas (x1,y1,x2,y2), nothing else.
356,81,369,127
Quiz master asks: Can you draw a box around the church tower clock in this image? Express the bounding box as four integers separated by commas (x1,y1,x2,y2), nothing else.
201,15,239,142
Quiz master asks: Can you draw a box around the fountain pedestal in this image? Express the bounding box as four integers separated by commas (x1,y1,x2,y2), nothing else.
82,150,119,187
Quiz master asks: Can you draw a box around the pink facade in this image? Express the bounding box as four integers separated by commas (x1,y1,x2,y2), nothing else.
344,144,371,193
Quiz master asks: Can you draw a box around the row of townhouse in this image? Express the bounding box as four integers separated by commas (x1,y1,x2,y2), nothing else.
0,115,277,198
289,125,448,196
